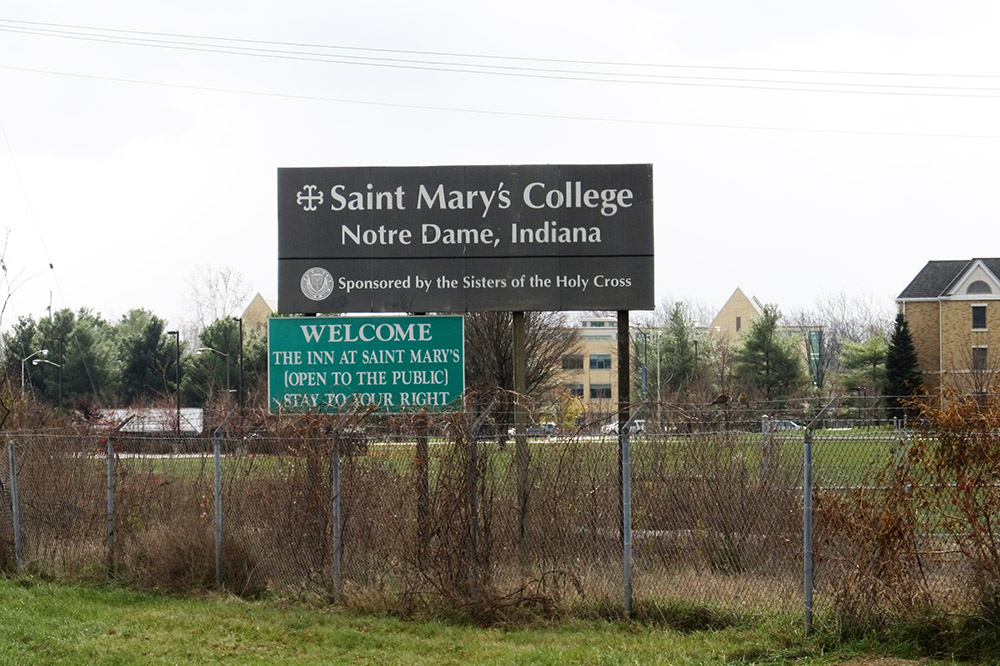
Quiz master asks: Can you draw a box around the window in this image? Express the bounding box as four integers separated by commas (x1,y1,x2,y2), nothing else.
568,384,584,398
968,280,993,295
561,354,583,370
973,305,987,330
590,354,612,370
736,316,742,332
973,347,988,372
590,383,612,399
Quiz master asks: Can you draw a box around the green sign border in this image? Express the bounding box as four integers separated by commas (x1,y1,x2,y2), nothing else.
268,315,464,413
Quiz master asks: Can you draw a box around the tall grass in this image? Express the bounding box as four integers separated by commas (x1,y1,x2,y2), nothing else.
0,577,949,666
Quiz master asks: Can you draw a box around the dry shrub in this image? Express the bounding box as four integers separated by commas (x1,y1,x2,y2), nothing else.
12,433,106,577
816,389,1000,625
388,410,565,622
815,461,932,624
0,511,12,572
122,517,264,596
636,432,801,577
906,390,1000,616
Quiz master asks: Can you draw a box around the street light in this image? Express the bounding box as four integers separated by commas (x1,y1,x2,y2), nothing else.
232,317,243,418
633,328,648,396
32,358,62,408
21,349,48,391
167,331,180,435
196,347,230,397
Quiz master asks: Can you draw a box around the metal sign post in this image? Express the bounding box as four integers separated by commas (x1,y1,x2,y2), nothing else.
617,310,632,615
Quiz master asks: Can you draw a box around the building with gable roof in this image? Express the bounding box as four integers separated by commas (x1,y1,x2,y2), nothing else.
897,258,1000,398
707,287,764,341
242,293,277,332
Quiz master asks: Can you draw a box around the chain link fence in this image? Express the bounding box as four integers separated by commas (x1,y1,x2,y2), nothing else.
0,406,981,620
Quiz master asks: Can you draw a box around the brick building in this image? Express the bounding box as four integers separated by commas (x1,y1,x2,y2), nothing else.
897,258,1000,399
558,315,619,414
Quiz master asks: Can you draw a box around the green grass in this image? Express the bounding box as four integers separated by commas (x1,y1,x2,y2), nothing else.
0,577,972,665
105,427,909,491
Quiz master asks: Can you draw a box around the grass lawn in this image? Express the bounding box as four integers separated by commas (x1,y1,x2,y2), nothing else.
0,578,967,666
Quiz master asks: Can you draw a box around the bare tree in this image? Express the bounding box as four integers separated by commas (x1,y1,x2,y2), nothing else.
464,311,579,415
632,296,716,331
181,264,252,339
0,228,54,424
0,228,49,334
787,291,894,392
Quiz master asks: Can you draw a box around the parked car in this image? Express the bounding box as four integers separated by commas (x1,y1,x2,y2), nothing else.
766,419,804,432
601,419,645,434
508,422,556,436
529,422,556,436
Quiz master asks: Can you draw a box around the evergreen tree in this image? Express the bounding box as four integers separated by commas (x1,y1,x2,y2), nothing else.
837,333,888,393
883,313,922,420
732,304,805,403
1,315,41,387
183,317,241,406
115,309,178,404
36,308,114,406
659,303,698,395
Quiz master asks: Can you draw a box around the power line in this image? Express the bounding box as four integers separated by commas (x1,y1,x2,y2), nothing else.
2,19,1000,97
2,17,998,80
3,63,998,139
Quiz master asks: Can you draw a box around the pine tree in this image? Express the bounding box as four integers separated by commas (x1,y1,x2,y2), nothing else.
883,313,922,420
732,304,805,402
660,303,697,395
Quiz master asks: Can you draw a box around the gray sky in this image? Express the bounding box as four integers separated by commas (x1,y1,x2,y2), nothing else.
1,1,998,331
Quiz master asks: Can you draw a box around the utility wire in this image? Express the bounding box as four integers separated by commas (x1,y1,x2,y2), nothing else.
2,19,1000,96
0,114,102,397
2,63,998,139
2,17,998,80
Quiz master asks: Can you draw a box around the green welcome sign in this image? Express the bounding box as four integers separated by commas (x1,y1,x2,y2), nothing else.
268,315,464,413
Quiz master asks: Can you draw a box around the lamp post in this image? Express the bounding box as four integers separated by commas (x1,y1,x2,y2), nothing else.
32,359,62,407
633,328,649,396
167,331,180,435
655,329,661,425
21,349,48,391
58,339,64,410
233,317,243,417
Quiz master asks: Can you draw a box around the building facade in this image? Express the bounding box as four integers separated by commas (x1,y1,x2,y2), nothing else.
242,293,277,332
558,316,619,415
897,258,1000,399
707,287,763,342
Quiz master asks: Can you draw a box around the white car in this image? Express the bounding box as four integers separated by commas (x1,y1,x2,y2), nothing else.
602,419,645,434
508,422,556,436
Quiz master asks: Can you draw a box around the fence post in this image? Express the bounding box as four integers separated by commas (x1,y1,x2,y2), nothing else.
621,429,633,616
463,400,497,610
468,432,479,606
803,427,814,633
415,410,430,566
802,397,835,634
213,429,223,588
331,434,342,601
106,436,115,577
8,440,22,575
513,311,530,572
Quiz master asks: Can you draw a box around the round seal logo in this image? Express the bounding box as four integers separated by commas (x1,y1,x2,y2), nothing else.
300,267,334,301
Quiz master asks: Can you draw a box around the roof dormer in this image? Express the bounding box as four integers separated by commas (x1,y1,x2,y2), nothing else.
947,259,1000,300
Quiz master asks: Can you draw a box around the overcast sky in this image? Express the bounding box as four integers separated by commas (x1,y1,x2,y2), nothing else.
1,1,998,331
